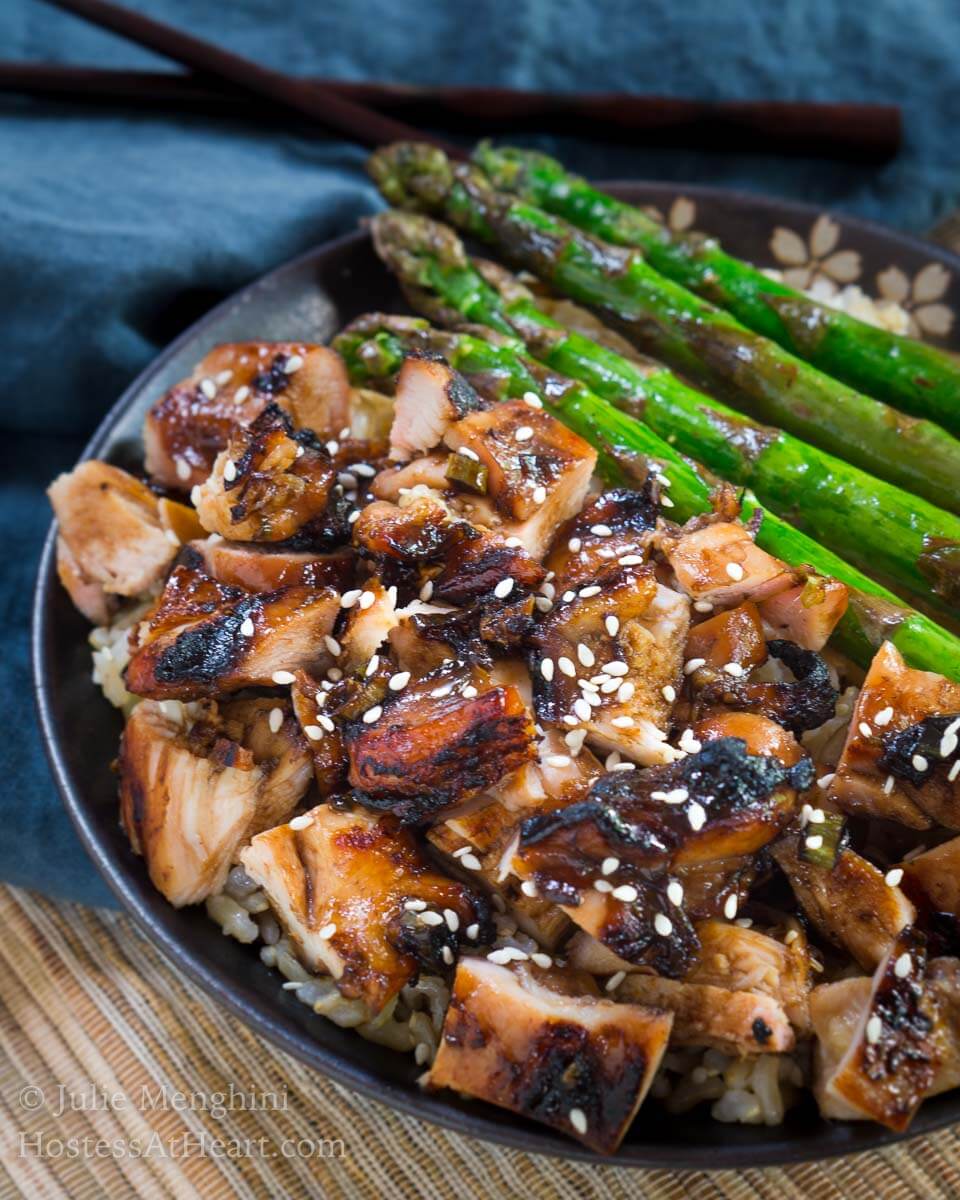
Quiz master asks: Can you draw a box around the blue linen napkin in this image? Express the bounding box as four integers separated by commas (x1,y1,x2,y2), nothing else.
5,0,959,907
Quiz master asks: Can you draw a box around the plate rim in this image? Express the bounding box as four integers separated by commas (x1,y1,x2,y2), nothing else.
31,181,960,1169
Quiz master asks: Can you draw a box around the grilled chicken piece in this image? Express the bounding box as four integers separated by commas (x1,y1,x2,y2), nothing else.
352,495,469,567
685,602,767,675
695,711,804,767
758,576,849,651
559,884,699,978
345,664,537,822
660,520,799,608
338,578,399,673
773,838,914,971
144,341,350,488
831,641,960,830
389,354,486,460
49,461,177,621
372,453,450,501
125,548,339,700
698,640,839,737
119,698,310,907
388,599,463,676
545,487,658,591
443,399,596,559
195,538,355,593
901,836,960,921
240,806,491,1012
430,529,545,606
618,973,794,1054
811,929,937,1131
426,958,673,1154
531,563,688,766
689,919,812,1031
515,737,811,893
193,406,335,543
489,729,603,813
290,671,347,798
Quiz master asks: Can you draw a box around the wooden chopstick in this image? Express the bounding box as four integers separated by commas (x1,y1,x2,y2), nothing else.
3,57,901,161
36,0,465,157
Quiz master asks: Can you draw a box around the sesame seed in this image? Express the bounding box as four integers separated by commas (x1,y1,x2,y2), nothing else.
912,754,929,772
565,729,587,754
487,946,528,964
317,715,336,734
941,724,959,758
444,908,460,931
535,596,553,612
223,459,237,482
532,485,547,504
520,880,538,898
463,684,478,699
577,643,595,667
602,661,629,677
362,706,382,724
809,808,825,824
540,658,555,682
600,677,620,695
784,929,800,945
619,554,644,566
418,580,434,602
190,485,202,506
586,692,602,708
858,722,873,739
574,698,592,722
304,725,323,740
723,662,745,677
271,670,296,685
591,524,613,537
540,581,556,599
284,354,304,373
562,590,576,602
874,706,894,727
865,1015,883,1044
365,655,380,678
562,715,578,727
894,953,912,978
605,751,621,769
805,835,823,851
660,495,675,508
605,615,620,638
288,814,313,831
431,683,454,699
460,853,482,871
340,589,361,608
817,773,835,789
319,922,337,940
662,684,677,703
579,585,602,599
441,946,454,965
494,577,515,599
505,536,523,548
667,880,684,906
324,635,341,656
723,893,739,920
295,445,305,459
594,880,613,893
466,923,479,940
546,754,572,769
358,590,376,610
348,510,360,524
610,762,636,772
950,761,960,783
353,463,376,478
558,656,576,678
404,898,427,912
725,562,745,581
617,681,636,703
174,457,191,482
884,774,896,794
688,802,706,831
885,868,904,887
420,911,444,927
654,913,673,936
531,952,553,968
457,446,480,462
611,715,634,728
569,1109,587,1136
515,425,534,442
522,391,542,408
338,472,359,489
268,706,284,734
684,658,706,675
568,537,582,552
234,385,250,405
239,616,255,637
679,729,702,754
199,377,217,399
325,440,339,456
693,600,714,613
601,857,620,876
326,667,343,682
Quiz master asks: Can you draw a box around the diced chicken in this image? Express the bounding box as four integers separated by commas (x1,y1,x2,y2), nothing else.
831,641,960,829
758,576,849,651
444,399,596,558
344,665,537,822
241,806,491,1012
545,487,658,591
558,885,699,979
430,529,545,606
144,341,350,489
389,355,486,459
352,495,468,566
193,406,335,543
388,599,463,677
125,549,339,700
660,521,798,608
195,538,355,593
531,563,688,766
811,929,937,1131
119,697,310,907
515,737,810,891
695,711,804,767
426,958,673,1154
684,602,767,675
372,454,450,501
773,838,914,971
689,919,812,1031
900,836,960,919
489,729,603,814
338,578,399,672
49,461,177,620
618,973,794,1054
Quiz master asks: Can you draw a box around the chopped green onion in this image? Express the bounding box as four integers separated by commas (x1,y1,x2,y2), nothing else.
799,811,845,869
445,452,489,494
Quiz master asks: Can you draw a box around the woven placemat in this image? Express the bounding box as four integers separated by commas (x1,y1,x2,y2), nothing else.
2,884,960,1199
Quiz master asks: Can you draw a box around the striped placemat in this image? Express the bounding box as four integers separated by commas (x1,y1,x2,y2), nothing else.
2,883,960,1199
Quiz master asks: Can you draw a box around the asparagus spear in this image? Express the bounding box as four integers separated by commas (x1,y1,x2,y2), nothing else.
368,143,960,514
333,313,960,681
370,209,960,618
473,142,960,438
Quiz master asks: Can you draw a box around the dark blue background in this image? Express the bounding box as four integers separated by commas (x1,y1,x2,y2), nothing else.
5,0,957,906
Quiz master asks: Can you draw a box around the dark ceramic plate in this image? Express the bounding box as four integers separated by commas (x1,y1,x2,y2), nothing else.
32,184,960,1167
